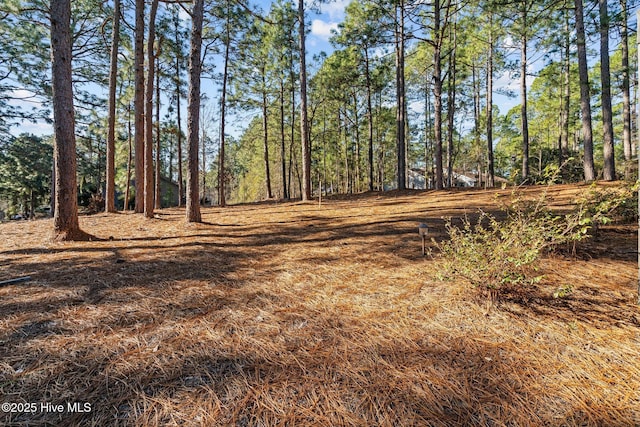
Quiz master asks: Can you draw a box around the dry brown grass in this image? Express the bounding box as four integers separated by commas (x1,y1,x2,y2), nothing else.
1,183,639,426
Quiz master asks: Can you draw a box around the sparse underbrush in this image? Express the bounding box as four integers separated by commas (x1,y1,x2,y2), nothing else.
0,184,638,426
435,182,637,304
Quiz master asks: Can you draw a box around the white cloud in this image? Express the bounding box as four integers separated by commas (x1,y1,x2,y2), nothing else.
495,60,537,95
320,0,351,20
495,70,519,94
10,121,52,137
6,89,42,108
311,19,339,40
503,35,517,50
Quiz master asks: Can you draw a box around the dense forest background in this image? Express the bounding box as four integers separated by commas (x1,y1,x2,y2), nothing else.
0,0,637,219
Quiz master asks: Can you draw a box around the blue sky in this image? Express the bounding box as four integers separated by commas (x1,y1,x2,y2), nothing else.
10,0,634,140
9,0,351,138
197,0,352,140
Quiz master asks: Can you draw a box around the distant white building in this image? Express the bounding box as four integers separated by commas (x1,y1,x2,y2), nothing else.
408,168,427,189
408,168,479,189
452,172,476,187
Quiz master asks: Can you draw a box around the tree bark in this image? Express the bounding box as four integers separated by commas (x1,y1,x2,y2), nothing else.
621,0,632,163
636,9,640,305
446,12,457,189
280,77,288,199
561,4,570,161
575,0,595,181
144,0,159,218
486,12,495,188
125,103,132,210
155,55,161,209
520,8,529,182
186,0,203,222
105,0,120,213
395,0,406,190
218,2,230,208
425,77,433,189
365,47,374,192
600,0,615,181
262,67,273,199
298,0,311,200
289,31,296,198
174,7,184,207
433,0,444,190
50,0,82,240
201,127,206,203
352,91,361,192
134,0,145,212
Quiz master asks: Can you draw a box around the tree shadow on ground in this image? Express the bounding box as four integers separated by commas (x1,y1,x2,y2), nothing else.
500,282,640,329
4,298,636,426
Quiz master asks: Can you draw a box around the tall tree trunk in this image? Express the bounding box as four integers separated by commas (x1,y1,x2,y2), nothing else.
621,0,632,163
600,0,615,181
125,102,132,210
520,7,529,182
174,7,184,207
280,77,288,199
376,93,385,190
486,13,495,188
472,65,480,185
352,91,361,192
433,0,444,190
395,0,406,190
105,0,120,213
342,111,348,192
218,4,230,208
155,57,161,209
289,76,295,198
636,9,640,305
262,68,273,199
298,0,311,201
322,103,328,195
575,0,595,181
144,0,159,218
201,128,206,202
288,28,297,198
425,77,433,188
446,13,457,189
30,189,35,220
168,120,174,181
561,4,570,160
365,48,374,192
134,0,145,213
50,0,82,240
186,0,203,222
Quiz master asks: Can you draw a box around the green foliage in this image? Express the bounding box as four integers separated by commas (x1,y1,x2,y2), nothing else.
0,134,52,216
435,184,635,303
435,207,559,300
574,182,638,226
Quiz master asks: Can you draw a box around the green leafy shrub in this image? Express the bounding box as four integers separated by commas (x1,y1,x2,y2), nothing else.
435,184,636,303
574,183,638,227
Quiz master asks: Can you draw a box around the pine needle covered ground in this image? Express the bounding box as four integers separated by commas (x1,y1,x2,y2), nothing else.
1,183,638,426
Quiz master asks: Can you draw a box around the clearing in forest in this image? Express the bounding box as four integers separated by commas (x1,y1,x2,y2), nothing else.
0,183,638,426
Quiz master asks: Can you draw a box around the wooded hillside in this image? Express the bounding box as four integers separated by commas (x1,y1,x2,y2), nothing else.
0,0,638,234
0,184,638,425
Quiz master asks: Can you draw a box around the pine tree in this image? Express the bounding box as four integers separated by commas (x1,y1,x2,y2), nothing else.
600,0,615,181
186,0,203,222
105,0,120,213
574,0,595,181
50,0,84,240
